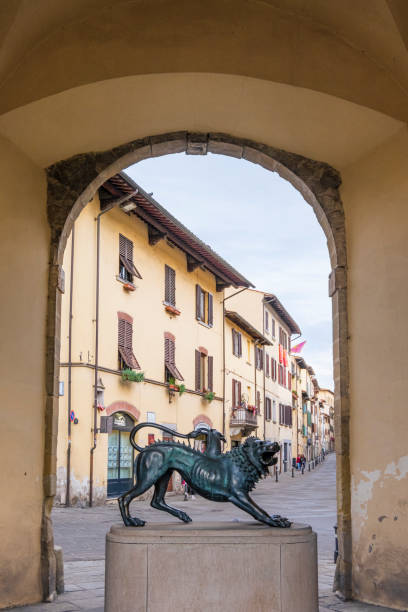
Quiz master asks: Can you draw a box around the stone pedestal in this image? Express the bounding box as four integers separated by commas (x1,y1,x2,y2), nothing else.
105,522,317,612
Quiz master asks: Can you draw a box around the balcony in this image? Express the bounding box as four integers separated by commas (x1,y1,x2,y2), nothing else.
230,407,258,433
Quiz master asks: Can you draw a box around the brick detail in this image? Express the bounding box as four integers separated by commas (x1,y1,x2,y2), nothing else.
106,401,140,421
117,311,133,323
193,414,213,429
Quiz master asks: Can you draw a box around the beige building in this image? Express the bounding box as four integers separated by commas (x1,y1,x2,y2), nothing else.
224,310,271,446
225,289,300,472
318,388,335,453
1,4,408,608
57,172,251,505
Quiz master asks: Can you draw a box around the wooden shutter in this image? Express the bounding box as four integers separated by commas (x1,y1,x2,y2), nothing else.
165,265,176,306
165,337,184,380
208,356,213,391
195,349,201,391
232,329,236,356
238,332,242,357
256,391,261,415
288,372,291,390
232,379,236,408
238,381,242,407
119,234,142,279
265,353,270,376
265,311,269,331
118,317,140,369
208,293,213,327
196,285,202,320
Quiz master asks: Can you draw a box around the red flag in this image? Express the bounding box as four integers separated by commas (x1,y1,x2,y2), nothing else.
291,340,306,354
279,344,283,364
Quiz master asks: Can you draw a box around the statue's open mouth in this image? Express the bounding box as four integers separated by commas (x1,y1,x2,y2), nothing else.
261,449,278,465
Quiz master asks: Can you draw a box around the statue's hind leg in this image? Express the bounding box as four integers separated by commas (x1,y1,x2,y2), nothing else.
118,474,160,527
151,471,192,523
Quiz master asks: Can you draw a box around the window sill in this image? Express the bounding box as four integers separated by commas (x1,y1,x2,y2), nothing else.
163,303,181,316
116,275,136,291
197,319,212,329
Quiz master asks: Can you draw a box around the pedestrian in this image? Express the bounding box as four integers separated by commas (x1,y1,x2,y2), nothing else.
296,455,301,470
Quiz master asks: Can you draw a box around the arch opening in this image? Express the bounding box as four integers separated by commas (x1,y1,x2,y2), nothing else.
45,131,350,599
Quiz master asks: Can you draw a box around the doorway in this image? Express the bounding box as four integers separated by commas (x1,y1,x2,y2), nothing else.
107,412,134,497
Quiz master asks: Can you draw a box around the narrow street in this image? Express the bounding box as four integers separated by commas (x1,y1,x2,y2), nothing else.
16,454,394,611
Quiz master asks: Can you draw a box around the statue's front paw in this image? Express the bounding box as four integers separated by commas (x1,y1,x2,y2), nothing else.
177,511,192,523
266,515,292,528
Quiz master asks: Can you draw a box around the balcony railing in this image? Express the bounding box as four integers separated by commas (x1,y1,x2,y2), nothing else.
230,407,258,428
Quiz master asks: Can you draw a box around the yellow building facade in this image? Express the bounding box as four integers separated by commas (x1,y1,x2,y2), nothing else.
57,172,251,505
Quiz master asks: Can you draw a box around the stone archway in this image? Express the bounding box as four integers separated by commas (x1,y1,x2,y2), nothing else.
44,131,350,599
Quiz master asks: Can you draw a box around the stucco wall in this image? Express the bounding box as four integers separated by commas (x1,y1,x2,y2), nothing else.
57,197,224,505
342,127,408,609
0,136,48,607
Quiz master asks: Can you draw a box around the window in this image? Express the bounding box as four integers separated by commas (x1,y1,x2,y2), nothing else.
288,372,292,391
265,397,272,421
265,353,270,377
271,318,276,338
164,333,184,381
164,265,176,306
279,327,288,350
265,310,269,332
255,346,264,370
232,379,242,409
278,364,283,385
147,412,156,423
118,314,140,370
279,404,292,427
196,285,214,326
59,381,64,396
195,349,213,392
272,400,277,422
271,358,277,381
232,329,242,357
119,234,142,282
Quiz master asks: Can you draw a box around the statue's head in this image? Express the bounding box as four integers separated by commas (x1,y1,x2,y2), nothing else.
243,437,280,467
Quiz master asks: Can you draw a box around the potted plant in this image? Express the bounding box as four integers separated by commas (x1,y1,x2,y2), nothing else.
204,391,215,402
167,376,179,391
178,383,186,396
121,369,145,382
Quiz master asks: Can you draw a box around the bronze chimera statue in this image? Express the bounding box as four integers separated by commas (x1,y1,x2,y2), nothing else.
118,423,291,528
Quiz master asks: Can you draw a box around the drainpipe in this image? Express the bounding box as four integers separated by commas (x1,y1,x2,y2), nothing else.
89,191,137,507
222,287,248,440
66,225,75,506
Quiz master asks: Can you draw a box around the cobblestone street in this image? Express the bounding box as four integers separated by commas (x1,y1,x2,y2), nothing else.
14,454,395,611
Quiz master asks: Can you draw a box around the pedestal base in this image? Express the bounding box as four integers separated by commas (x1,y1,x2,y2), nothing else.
105,521,318,612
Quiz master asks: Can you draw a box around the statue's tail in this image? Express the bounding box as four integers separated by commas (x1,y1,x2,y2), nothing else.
129,422,191,452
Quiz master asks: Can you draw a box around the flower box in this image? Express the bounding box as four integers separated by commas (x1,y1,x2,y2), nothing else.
123,282,136,291
164,304,181,316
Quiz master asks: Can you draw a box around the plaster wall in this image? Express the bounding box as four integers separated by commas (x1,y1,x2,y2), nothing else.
224,319,259,445
0,136,48,607
57,196,225,504
341,127,408,609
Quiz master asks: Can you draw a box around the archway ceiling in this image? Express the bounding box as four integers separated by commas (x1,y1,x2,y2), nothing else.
0,73,403,171
0,0,407,123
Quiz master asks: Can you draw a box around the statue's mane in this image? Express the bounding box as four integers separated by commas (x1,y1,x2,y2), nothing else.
226,443,266,492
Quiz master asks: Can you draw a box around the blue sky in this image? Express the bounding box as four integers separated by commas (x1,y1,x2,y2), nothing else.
126,153,333,389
